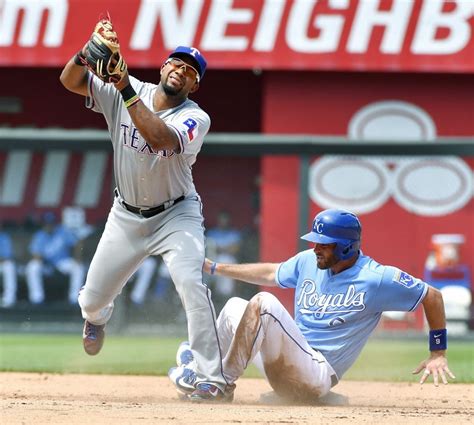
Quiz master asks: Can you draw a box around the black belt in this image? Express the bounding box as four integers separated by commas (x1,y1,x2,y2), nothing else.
115,190,185,218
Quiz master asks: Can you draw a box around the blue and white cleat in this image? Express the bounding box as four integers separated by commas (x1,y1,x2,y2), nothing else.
190,382,235,403
168,365,197,399
176,341,194,367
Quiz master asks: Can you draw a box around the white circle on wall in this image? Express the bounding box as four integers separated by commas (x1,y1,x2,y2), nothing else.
308,156,392,214
348,101,437,141
392,157,473,216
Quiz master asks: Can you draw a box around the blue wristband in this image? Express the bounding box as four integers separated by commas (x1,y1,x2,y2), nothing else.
210,262,217,275
429,329,447,351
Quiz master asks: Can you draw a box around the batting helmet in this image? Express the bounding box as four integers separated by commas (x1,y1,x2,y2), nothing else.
301,209,361,260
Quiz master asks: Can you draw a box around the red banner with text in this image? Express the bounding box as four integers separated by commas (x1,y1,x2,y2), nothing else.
0,0,473,72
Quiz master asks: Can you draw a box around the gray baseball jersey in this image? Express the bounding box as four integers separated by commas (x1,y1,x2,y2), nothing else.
78,73,228,391
86,74,210,206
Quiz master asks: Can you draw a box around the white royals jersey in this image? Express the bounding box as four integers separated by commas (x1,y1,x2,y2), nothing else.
86,74,210,207
276,250,428,378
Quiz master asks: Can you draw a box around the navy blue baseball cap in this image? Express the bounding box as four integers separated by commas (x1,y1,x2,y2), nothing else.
168,46,207,80
42,211,57,224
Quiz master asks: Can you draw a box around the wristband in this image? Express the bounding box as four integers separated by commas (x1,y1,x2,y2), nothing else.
74,51,86,66
120,84,140,108
210,262,217,275
429,328,447,351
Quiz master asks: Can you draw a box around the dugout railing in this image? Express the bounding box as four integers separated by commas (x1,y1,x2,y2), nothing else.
2,128,473,250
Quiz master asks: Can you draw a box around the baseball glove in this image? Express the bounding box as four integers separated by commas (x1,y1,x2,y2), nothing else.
82,16,127,84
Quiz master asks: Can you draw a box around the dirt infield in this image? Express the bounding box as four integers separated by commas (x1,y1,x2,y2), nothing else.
1,373,472,424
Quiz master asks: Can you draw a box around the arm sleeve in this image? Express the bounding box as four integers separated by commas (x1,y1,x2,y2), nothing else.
0,235,12,258
85,72,120,116
29,233,43,257
275,253,303,289
62,227,78,248
167,110,211,155
374,266,428,312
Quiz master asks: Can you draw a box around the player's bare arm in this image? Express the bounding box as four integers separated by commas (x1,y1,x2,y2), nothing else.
203,258,279,287
60,16,124,97
412,285,455,386
59,51,89,97
114,75,180,152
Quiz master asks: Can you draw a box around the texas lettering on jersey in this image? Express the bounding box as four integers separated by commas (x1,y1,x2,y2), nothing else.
297,279,366,319
120,123,175,157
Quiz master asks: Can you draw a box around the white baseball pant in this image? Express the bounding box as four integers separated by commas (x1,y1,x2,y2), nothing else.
0,259,17,307
25,257,85,304
217,292,338,400
78,197,228,391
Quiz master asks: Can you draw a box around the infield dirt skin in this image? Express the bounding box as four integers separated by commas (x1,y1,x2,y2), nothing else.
1,373,472,424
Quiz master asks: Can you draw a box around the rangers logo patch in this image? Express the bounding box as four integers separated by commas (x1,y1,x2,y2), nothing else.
393,270,417,288
183,118,198,142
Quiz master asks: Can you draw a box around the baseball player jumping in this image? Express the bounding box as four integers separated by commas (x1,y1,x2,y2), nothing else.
60,17,230,401
170,209,455,402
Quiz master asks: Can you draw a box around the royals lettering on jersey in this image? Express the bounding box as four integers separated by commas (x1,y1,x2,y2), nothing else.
297,279,366,319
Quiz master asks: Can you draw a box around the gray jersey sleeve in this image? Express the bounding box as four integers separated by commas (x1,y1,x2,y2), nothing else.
167,110,211,155
85,73,120,117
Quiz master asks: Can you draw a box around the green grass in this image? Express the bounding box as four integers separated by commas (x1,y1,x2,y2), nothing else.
0,334,180,375
1,333,473,383
344,339,474,383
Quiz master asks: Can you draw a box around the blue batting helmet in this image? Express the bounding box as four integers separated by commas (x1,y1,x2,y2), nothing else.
301,209,361,260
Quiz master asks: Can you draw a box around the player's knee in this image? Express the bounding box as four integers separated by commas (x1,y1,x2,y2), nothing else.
172,267,205,294
170,274,188,292
26,259,42,274
249,292,279,311
222,296,248,315
78,288,103,314
2,260,15,273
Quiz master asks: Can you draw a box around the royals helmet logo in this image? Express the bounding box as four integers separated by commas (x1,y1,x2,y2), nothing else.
313,219,324,234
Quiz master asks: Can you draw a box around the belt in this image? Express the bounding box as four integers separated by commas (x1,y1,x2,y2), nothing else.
115,190,185,218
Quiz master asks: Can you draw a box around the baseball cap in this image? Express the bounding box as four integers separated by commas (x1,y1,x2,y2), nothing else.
42,211,57,224
168,46,207,80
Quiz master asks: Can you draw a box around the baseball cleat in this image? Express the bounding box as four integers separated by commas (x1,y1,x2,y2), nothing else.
176,341,194,367
189,383,235,403
168,365,197,398
82,320,105,355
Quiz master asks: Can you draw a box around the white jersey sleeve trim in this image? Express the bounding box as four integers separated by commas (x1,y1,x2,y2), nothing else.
409,282,429,312
275,262,289,288
167,124,184,154
85,73,95,110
